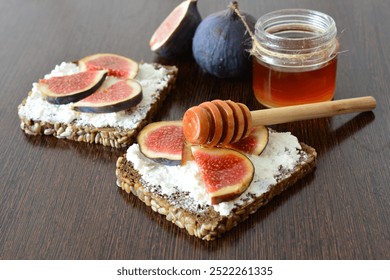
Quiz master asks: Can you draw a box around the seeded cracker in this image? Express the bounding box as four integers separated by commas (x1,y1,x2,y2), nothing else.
18,62,178,148
116,130,317,241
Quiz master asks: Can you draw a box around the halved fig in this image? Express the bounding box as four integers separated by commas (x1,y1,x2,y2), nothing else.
38,70,107,104
78,53,138,79
137,121,184,165
226,125,269,155
149,0,202,58
72,77,142,113
191,146,254,205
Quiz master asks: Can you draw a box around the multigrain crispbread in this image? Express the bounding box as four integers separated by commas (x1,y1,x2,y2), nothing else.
18,62,178,148
116,130,317,240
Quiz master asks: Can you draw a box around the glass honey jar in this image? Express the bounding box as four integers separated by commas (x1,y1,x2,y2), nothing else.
252,9,339,107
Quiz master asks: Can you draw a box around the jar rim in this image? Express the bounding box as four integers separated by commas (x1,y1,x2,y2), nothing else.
253,9,338,67
255,9,337,49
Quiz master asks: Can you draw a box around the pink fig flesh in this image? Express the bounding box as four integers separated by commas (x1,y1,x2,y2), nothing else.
38,70,107,104
191,146,254,205
72,77,142,113
227,125,269,155
78,53,138,79
137,121,184,165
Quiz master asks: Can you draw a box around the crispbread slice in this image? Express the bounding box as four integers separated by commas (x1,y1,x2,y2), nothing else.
18,63,178,148
115,142,317,241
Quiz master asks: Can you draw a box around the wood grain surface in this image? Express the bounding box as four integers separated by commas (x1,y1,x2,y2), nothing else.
1,0,389,259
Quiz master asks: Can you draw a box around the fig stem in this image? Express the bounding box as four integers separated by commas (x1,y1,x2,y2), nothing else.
230,1,255,38
230,1,262,55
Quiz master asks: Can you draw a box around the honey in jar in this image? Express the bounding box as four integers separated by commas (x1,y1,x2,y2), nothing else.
252,9,339,107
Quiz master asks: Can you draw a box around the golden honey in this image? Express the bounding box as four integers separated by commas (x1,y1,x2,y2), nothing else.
252,9,339,107
253,57,338,107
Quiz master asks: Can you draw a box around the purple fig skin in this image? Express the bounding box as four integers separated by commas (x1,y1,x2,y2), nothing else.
192,3,256,78
72,92,143,113
72,79,143,113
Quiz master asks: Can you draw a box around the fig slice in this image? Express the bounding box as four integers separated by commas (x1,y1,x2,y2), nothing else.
78,53,139,79
227,125,269,155
137,121,184,165
72,77,142,113
191,146,254,205
38,70,107,105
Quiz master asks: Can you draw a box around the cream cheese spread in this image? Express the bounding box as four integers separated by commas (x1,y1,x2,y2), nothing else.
18,62,171,129
126,131,303,216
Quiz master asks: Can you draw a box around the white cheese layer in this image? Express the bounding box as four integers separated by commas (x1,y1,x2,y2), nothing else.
18,62,171,129
126,131,303,216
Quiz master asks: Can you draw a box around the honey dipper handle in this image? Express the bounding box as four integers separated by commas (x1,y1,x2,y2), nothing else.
251,96,377,126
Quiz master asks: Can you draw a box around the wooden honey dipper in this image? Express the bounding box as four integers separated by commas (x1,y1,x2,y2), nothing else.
182,96,377,147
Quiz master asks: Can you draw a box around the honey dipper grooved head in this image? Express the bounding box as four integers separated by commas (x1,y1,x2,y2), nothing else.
182,106,210,145
183,100,252,147
199,101,223,147
212,100,235,146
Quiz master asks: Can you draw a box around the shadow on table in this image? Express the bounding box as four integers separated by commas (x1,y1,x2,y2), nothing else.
273,111,376,157
23,133,125,162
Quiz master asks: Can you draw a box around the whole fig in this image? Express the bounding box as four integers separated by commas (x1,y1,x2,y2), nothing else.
192,2,255,78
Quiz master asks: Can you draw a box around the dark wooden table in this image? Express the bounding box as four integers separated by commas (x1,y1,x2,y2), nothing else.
1,0,389,260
